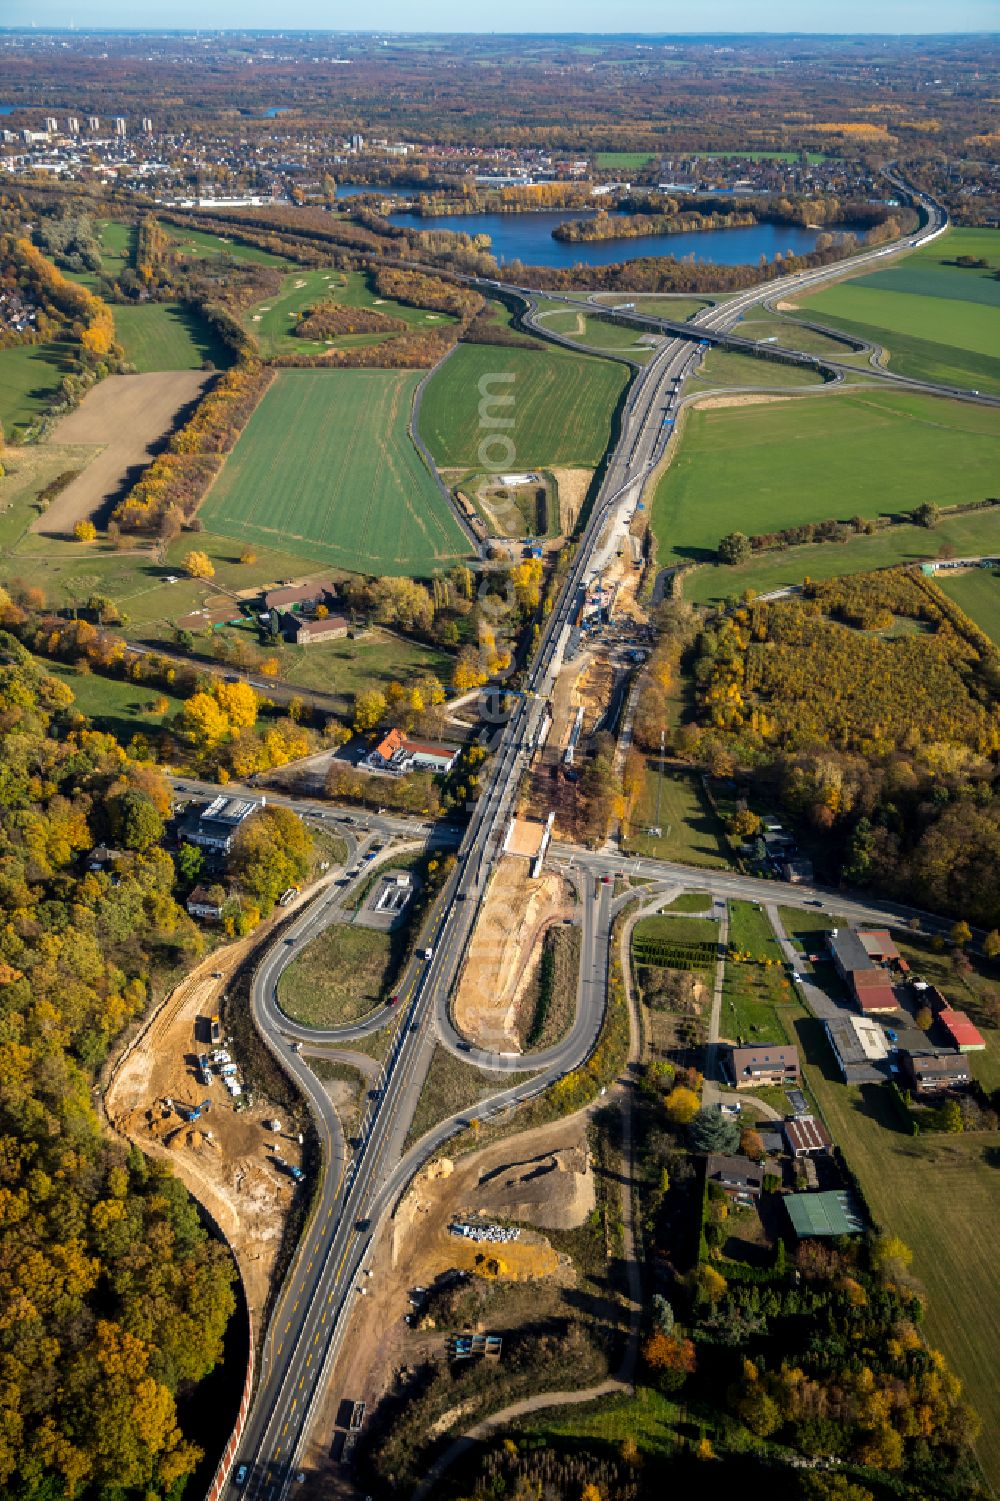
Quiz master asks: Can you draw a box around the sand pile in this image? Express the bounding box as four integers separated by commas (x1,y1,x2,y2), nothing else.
471,1145,594,1231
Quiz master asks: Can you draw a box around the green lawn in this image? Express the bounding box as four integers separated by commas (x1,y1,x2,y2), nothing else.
735,312,866,359
797,227,1000,394
685,508,1000,607
721,900,800,1044
535,307,653,361
113,303,232,372
938,568,1000,645
594,293,713,320
623,764,729,868
518,1386,682,1456
687,347,826,392
199,369,470,575
418,343,628,470
242,268,454,358
633,913,720,948
277,923,398,1027
654,389,1000,577
664,892,712,913
37,656,184,741
0,340,77,435
161,223,290,266
799,1029,1000,1491
703,150,831,163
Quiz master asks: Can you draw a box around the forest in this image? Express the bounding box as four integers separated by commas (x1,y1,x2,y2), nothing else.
0,634,238,1496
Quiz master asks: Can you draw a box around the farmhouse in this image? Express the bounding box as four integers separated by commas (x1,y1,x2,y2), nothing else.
937,1008,986,1052
262,579,338,612
784,1115,832,1156
705,1154,770,1204
900,1049,973,1097
187,794,266,853
728,1043,800,1090
186,884,225,921
364,728,459,776
288,613,350,645
784,1190,864,1240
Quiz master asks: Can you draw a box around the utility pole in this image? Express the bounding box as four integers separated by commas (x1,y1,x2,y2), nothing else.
654,727,665,831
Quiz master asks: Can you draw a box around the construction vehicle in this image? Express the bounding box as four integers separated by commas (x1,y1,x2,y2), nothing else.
182,1100,211,1124
210,1014,222,1045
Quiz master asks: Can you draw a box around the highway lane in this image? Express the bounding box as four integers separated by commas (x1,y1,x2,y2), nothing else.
221,172,961,1500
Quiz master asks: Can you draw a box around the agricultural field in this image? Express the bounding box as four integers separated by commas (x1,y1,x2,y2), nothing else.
0,339,76,435
798,1026,1000,1491
622,764,729,868
795,227,1000,394
242,268,454,358
594,151,655,168
938,568,1000,646
113,302,232,372
653,389,1000,585
199,369,469,575
419,343,627,470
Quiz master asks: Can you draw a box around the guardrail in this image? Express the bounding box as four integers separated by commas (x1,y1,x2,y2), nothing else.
205,1308,254,1501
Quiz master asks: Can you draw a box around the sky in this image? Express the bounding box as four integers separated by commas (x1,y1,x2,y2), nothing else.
2,2,997,31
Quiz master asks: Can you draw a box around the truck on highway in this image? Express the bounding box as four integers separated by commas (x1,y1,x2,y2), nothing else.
423,946,434,960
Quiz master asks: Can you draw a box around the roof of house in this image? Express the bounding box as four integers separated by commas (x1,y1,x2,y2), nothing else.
374,728,406,760
401,736,459,760
825,1015,889,1066
784,1115,832,1153
263,579,337,610
938,1008,986,1050
903,1049,972,1081
784,1190,864,1238
187,884,222,907
828,928,874,973
294,614,349,639
859,929,900,962
730,1044,798,1072
853,980,899,1013
705,1153,765,1190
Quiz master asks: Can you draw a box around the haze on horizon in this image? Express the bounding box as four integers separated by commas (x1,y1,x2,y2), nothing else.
4,1,998,33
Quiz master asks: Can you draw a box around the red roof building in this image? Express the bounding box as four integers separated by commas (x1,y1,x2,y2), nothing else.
938,1008,986,1052
852,970,898,1013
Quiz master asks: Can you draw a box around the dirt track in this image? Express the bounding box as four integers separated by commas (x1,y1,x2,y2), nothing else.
34,371,211,537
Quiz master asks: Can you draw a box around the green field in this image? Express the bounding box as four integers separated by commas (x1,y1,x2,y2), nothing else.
799,1028,1000,1490
38,656,184,742
937,568,1000,645
721,900,801,1042
798,228,1000,394
623,765,729,868
243,268,454,358
735,311,866,359
535,306,653,360
0,340,76,434
702,150,831,163
161,223,289,266
199,369,469,575
687,347,826,392
419,343,627,470
113,303,232,372
278,923,397,1027
653,389,1000,580
595,151,656,168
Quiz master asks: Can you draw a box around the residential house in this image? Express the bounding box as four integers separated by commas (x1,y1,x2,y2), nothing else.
728,1043,800,1090
783,857,814,884
364,728,459,776
186,884,224,920
262,580,338,613
705,1153,770,1204
900,1050,972,1096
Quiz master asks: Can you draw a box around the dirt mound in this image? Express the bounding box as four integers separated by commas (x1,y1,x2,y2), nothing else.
472,1145,594,1230
453,859,572,1050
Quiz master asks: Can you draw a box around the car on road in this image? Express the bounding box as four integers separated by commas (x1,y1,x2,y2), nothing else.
804,898,824,907
388,994,399,1006
234,1465,248,1487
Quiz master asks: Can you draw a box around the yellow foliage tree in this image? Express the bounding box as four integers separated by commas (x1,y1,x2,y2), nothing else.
183,550,215,580
180,692,230,747
213,680,259,730
74,519,97,542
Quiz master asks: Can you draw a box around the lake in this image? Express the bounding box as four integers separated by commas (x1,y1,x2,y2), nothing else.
387,208,829,269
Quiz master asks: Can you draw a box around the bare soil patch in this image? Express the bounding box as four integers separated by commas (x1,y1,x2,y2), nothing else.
34,371,211,537
696,392,795,411
551,467,592,533
453,858,573,1051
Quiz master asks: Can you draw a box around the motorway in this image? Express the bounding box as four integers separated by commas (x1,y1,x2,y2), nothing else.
228,178,958,1499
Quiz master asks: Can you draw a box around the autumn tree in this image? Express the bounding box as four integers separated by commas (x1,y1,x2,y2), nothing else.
719,530,752,564
354,688,387,733
642,1331,696,1392
184,549,215,579
664,1084,700,1126
74,518,97,542
229,805,312,912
